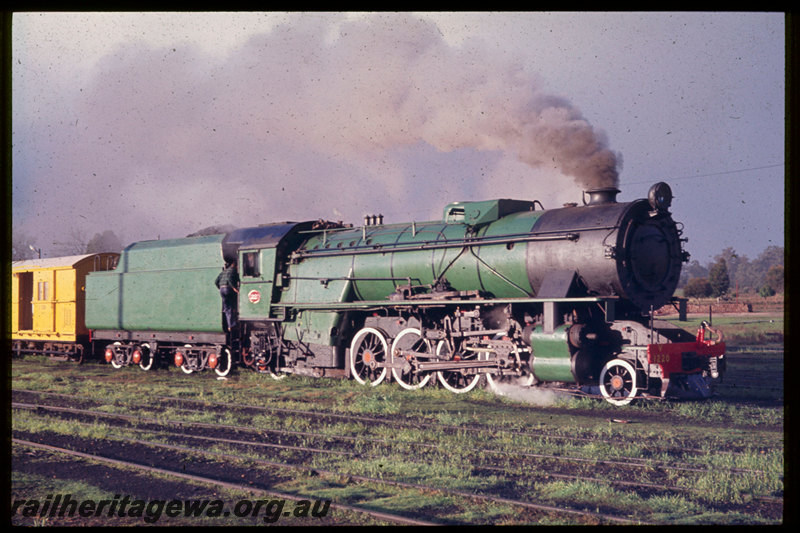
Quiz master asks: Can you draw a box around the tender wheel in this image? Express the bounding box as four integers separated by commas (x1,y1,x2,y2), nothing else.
214,347,232,377
599,359,639,405
350,327,388,386
110,342,124,369
391,328,433,390
179,344,195,374
138,343,155,371
435,340,482,394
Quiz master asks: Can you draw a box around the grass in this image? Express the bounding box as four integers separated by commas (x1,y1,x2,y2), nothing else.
11,346,784,525
670,314,784,345
10,460,377,527
11,454,254,526
10,471,132,527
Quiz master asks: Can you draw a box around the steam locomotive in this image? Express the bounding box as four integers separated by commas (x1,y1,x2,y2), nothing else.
17,181,726,405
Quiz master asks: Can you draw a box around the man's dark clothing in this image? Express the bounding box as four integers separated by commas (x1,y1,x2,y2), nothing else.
215,266,240,291
215,265,240,331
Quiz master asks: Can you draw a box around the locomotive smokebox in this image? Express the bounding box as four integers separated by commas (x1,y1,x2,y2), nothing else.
584,187,620,205
527,182,684,311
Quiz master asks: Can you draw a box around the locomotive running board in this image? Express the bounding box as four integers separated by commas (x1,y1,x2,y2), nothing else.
271,295,617,311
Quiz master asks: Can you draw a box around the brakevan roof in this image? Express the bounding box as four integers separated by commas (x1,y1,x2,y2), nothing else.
12,254,108,270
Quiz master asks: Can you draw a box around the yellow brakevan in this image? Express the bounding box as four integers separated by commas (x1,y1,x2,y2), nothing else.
11,253,119,361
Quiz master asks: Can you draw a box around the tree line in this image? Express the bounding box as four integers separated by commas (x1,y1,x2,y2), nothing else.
680,246,784,298
11,225,237,261
11,225,242,262
12,230,123,260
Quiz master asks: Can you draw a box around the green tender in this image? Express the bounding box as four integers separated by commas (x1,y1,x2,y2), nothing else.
85,234,226,333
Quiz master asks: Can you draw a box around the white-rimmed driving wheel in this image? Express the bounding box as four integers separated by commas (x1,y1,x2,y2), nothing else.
486,343,534,391
435,340,482,393
391,328,433,390
349,327,388,386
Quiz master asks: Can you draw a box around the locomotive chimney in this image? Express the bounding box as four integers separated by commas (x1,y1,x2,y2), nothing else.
584,187,620,205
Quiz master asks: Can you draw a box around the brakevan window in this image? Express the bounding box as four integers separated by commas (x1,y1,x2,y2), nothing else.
37,281,49,301
242,251,260,278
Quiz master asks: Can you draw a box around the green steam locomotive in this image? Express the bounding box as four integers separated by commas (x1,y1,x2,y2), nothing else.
87,182,725,405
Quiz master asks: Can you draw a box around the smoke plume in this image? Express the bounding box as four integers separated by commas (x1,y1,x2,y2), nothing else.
15,13,621,250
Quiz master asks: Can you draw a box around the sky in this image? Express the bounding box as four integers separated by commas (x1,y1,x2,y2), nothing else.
11,12,785,265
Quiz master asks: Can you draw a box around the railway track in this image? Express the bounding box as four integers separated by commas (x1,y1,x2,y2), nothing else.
12,438,435,526
11,336,784,526
12,430,643,525
14,388,783,457
40,411,786,507
11,393,783,522
14,401,768,478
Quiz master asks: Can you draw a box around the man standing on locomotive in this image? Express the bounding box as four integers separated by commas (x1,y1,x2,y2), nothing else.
215,260,240,332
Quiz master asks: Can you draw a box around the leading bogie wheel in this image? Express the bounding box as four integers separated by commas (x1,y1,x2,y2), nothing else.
391,328,433,390
599,359,639,405
350,327,388,386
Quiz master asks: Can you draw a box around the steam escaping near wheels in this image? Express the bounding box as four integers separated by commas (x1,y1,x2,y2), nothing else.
485,379,564,406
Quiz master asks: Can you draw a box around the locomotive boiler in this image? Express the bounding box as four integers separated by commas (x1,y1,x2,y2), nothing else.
87,181,725,405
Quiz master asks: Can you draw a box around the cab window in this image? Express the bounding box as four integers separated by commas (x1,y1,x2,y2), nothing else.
242,251,260,278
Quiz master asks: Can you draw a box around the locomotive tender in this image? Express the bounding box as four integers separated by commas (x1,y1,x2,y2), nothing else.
85,181,725,405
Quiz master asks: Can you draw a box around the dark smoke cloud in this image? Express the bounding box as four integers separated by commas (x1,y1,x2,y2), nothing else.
16,13,620,251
